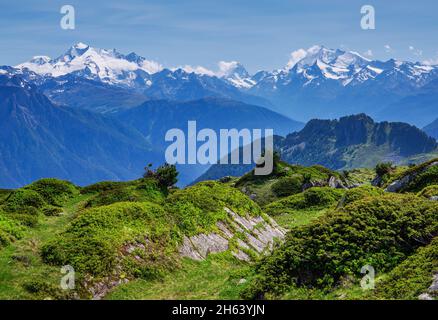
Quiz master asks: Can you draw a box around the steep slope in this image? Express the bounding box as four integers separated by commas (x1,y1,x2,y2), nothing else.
116,98,304,185
39,75,148,113
279,114,437,169
0,74,160,188
377,79,438,127
194,114,437,183
116,97,302,139
424,117,438,139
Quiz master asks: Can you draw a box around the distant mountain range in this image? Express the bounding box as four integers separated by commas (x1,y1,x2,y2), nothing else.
278,114,437,168
114,98,302,185
194,114,438,183
0,72,302,188
5,43,438,126
1,43,438,187
0,74,160,188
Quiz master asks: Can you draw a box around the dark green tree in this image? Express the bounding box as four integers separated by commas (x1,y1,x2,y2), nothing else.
155,163,179,188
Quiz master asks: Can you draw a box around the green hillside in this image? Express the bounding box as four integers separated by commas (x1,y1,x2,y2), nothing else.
0,159,437,300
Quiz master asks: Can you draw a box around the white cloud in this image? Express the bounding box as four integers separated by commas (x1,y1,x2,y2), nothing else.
423,52,438,66
384,44,393,53
217,61,240,77
409,46,423,57
363,49,373,57
286,48,308,70
178,65,215,76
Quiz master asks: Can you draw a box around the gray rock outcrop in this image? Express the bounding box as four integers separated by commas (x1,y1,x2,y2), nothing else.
418,273,438,300
386,161,438,193
178,207,286,262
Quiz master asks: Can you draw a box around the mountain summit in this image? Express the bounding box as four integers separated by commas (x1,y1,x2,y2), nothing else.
17,42,163,85
12,43,438,125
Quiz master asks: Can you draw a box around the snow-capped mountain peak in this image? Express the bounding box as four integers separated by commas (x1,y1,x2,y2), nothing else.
216,61,255,88
58,42,91,62
13,43,438,93
280,45,425,87
16,43,163,86
29,56,52,65
286,45,370,74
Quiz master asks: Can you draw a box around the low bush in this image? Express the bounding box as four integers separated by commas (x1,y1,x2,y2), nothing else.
339,185,384,207
165,181,262,236
5,213,39,227
235,161,340,189
375,162,394,177
0,213,25,247
265,187,344,216
375,237,438,300
41,202,175,277
243,193,438,298
86,180,165,208
80,181,132,194
418,185,438,199
2,189,46,213
86,188,139,207
271,176,303,197
25,178,78,206
402,165,438,193
23,279,72,299
42,206,64,217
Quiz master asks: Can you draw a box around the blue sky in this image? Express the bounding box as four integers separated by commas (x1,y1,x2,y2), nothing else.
1,0,437,72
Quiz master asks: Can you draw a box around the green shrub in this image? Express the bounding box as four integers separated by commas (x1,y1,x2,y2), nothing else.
2,189,46,213
375,237,438,300
80,181,132,194
271,176,303,197
340,185,385,207
418,185,438,199
375,162,394,177
243,193,438,298
86,188,139,207
402,165,438,193
86,180,165,208
5,213,39,227
0,189,12,202
235,161,339,189
144,164,179,188
25,178,78,206
42,205,64,217
23,279,72,299
165,181,262,235
0,213,25,247
265,187,344,216
303,187,344,206
41,202,175,277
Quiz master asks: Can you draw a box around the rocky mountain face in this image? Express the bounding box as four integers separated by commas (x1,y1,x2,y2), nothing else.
194,114,437,183
278,114,437,169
